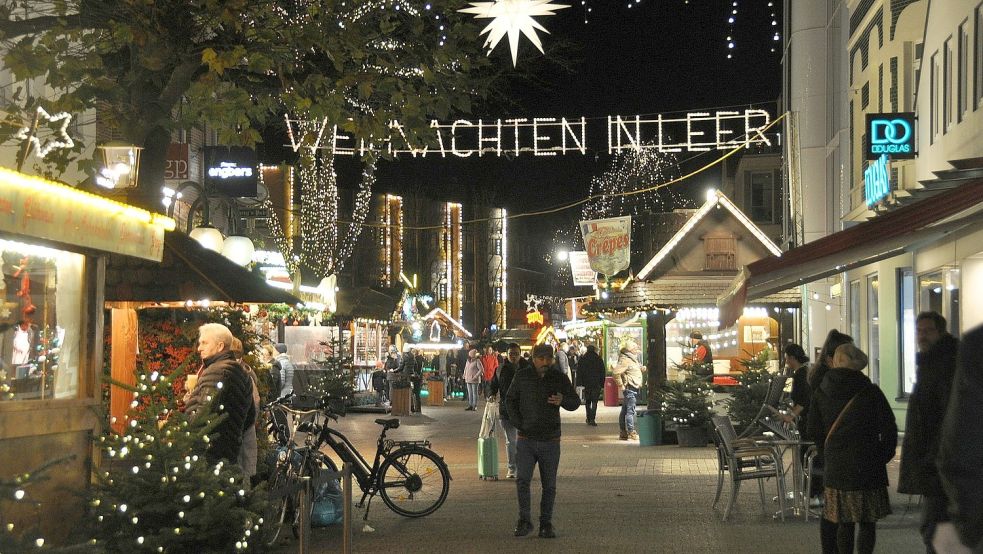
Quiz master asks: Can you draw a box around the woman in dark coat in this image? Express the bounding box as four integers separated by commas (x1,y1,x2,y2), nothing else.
806,343,897,554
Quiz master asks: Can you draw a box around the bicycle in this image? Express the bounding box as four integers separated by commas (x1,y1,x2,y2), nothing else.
262,393,451,545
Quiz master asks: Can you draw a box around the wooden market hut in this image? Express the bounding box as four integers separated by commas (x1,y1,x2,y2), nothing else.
103,230,300,432
588,191,801,401
0,167,174,543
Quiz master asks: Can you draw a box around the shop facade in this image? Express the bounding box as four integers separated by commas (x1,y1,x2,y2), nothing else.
0,167,174,540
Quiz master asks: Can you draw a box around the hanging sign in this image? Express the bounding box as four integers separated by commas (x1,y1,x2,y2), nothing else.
286,109,773,157
568,251,596,286
864,154,891,206
164,143,190,181
579,216,631,276
204,146,257,197
0,167,172,261
865,113,916,160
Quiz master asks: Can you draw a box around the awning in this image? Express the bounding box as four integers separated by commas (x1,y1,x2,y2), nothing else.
105,231,300,306
718,177,983,326
335,286,401,321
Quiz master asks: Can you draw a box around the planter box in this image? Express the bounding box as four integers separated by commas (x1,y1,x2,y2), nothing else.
675,425,709,447
390,388,411,416
426,381,445,406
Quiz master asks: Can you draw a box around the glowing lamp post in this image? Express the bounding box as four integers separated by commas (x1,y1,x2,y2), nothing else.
189,225,224,253
221,235,255,266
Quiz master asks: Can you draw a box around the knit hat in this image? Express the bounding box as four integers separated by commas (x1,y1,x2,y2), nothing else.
275,343,288,354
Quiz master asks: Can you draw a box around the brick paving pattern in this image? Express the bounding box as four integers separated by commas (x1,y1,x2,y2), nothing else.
272,399,926,553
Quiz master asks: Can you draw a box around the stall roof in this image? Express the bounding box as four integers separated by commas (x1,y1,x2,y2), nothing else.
717,177,983,327
105,231,300,306
589,278,799,313
335,286,402,321
421,308,472,338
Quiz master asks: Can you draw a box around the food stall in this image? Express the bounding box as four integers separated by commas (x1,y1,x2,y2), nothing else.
0,167,174,541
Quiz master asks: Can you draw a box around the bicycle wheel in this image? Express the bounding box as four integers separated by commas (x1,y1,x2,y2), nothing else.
263,464,294,547
377,448,450,517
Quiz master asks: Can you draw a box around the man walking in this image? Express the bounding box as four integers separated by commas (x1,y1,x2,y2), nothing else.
577,344,606,426
898,312,960,552
506,344,580,539
490,343,526,479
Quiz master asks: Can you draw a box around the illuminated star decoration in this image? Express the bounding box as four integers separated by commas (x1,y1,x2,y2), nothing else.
524,294,542,313
459,0,570,66
14,107,75,159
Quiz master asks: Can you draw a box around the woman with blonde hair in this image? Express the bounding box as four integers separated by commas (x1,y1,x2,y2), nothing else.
807,343,897,553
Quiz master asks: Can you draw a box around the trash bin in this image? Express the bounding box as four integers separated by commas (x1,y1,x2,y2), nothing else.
603,376,620,407
636,410,662,446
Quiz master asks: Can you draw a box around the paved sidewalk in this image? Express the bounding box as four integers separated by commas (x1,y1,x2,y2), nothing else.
273,398,926,553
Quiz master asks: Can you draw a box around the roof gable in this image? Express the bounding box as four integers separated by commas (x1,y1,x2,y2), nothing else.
637,191,782,280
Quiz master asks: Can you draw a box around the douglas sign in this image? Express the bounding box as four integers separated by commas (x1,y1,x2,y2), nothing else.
865,112,916,160
580,216,631,277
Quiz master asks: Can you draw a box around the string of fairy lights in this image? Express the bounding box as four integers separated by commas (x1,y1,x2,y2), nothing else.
579,0,781,57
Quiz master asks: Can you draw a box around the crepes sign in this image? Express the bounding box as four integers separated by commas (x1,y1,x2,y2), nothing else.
579,216,631,276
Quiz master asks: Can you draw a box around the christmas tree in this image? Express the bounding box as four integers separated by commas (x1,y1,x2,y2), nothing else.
86,357,265,553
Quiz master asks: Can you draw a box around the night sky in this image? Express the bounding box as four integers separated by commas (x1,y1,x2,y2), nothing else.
340,0,784,212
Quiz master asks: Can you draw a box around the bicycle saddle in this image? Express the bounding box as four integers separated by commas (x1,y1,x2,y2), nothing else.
374,418,400,429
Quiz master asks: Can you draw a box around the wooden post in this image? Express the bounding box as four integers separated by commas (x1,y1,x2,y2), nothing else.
645,311,671,407
110,308,138,433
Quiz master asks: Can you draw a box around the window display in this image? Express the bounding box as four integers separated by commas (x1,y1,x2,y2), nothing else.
0,239,84,401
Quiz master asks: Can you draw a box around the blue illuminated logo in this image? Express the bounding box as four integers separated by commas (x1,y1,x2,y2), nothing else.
864,154,891,206
865,112,916,160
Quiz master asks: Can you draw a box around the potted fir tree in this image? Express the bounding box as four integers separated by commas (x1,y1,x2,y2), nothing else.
654,373,714,447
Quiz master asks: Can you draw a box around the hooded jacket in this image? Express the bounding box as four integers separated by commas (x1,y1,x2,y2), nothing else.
490,357,527,420
806,367,897,491
610,351,644,390
898,333,959,496
185,351,256,465
274,352,296,398
506,365,580,441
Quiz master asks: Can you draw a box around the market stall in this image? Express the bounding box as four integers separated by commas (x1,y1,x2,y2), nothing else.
0,167,174,541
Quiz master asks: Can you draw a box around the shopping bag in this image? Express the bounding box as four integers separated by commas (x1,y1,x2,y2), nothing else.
479,400,499,438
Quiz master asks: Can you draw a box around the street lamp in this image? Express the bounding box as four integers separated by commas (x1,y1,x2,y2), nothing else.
96,143,142,189
556,249,569,262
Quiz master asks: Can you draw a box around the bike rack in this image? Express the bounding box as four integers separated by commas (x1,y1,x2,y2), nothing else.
296,463,354,554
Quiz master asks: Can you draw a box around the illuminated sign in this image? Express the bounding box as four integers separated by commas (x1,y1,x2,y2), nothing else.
864,154,891,206
203,146,257,197
286,109,774,157
865,112,916,160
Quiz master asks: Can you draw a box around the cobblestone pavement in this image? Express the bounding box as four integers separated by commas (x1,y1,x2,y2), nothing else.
272,398,926,553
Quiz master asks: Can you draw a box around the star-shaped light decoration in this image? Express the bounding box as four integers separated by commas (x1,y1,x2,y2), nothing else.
14,107,75,159
524,294,542,313
460,0,570,66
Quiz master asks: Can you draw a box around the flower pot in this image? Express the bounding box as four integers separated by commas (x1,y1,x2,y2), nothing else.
675,425,708,447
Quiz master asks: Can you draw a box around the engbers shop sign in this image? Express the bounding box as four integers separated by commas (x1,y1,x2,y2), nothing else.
579,216,631,277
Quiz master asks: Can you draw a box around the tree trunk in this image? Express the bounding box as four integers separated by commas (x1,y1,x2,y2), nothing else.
128,125,171,211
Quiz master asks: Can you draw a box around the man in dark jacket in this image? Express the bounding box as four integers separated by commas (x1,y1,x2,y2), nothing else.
935,324,983,553
506,344,580,539
898,312,959,552
490,343,526,479
184,323,256,466
577,344,606,426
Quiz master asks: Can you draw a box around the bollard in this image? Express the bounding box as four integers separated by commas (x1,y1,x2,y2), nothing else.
298,476,311,554
342,463,352,554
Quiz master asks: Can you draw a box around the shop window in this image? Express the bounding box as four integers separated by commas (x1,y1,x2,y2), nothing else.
918,270,944,315
0,239,84,402
976,5,983,110
899,268,916,395
867,275,880,384
745,171,775,223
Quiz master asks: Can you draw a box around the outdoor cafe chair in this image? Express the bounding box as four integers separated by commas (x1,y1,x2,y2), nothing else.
711,415,787,522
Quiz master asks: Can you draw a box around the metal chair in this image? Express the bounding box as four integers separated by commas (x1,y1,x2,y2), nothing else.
803,445,824,521
738,374,790,439
711,415,787,521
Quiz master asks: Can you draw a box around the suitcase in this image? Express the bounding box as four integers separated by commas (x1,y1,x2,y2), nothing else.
478,436,499,480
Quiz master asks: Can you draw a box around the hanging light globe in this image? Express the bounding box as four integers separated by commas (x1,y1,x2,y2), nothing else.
189,226,224,253
221,236,255,266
